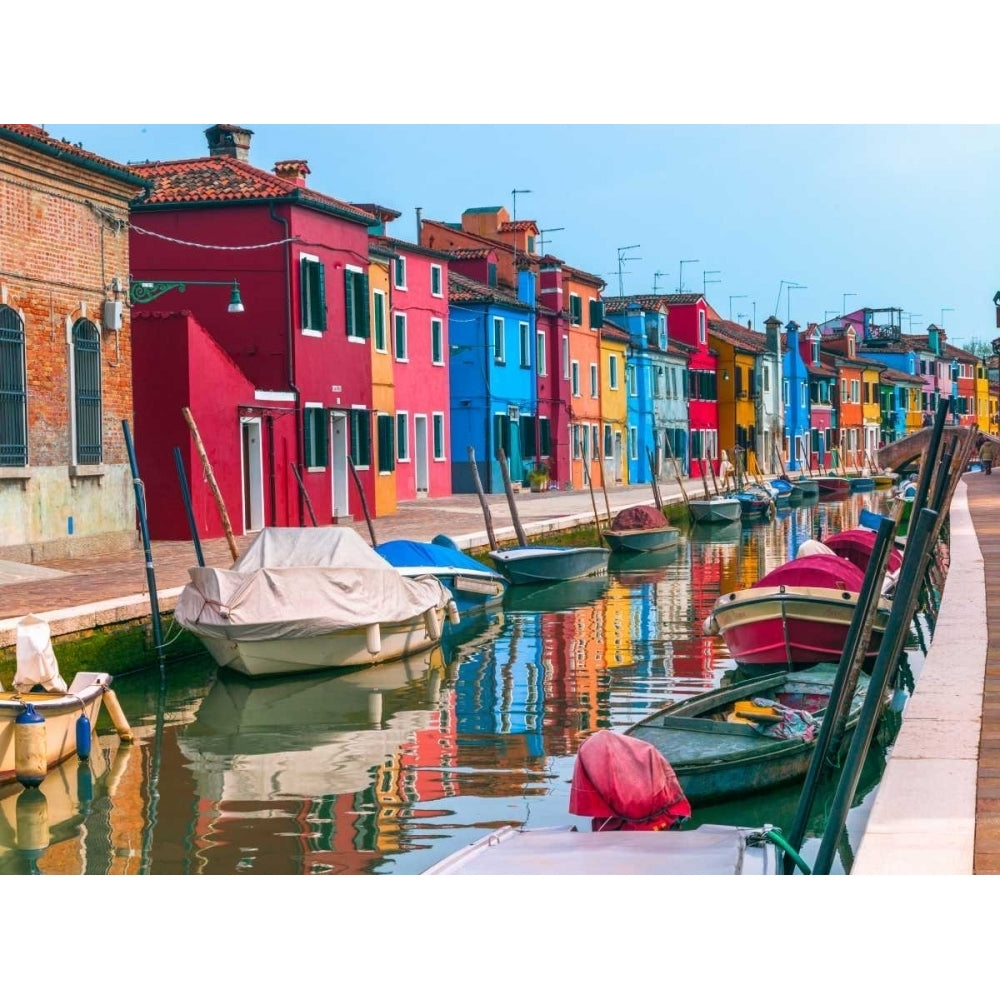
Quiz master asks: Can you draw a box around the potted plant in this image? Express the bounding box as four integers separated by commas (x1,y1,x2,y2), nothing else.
527,463,550,492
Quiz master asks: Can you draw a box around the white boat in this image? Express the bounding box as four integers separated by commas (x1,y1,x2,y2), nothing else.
173,527,458,678
2,615,130,789
688,495,742,524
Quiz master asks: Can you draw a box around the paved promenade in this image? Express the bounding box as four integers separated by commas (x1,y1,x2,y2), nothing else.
1,471,997,875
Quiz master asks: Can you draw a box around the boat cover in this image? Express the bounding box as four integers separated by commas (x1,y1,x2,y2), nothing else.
610,505,668,530
823,529,903,574
174,528,452,641
752,553,865,592
569,729,691,831
13,614,67,693
375,539,500,577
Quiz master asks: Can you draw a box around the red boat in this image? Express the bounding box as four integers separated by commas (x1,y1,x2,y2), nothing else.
704,553,891,671
822,528,903,575
814,476,851,495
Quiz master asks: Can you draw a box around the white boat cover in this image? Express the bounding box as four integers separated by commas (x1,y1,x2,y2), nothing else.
14,614,67,694
173,528,452,642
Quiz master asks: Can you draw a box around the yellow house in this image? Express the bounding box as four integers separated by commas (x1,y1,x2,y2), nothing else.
861,360,884,464
369,244,397,516
974,355,990,430
707,319,764,476
599,321,630,485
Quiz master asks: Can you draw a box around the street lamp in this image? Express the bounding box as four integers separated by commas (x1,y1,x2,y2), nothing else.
130,279,245,313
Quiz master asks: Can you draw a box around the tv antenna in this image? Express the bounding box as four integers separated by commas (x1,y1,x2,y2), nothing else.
616,244,641,297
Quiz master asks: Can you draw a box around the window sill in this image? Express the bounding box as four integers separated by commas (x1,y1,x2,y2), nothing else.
69,465,107,479
395,357,409,363
347,336,367,345
302,329,323,338
0,466,32,489
432,360,445,367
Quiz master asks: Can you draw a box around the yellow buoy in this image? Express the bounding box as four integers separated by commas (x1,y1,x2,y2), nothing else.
101,689,134,743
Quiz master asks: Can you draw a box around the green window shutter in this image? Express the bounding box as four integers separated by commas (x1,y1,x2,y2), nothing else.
304,408,328,467
539,418,551,457
359,272,370,338
350,410,371,467
589,299,604,329
374,293,385,350
378,414,395,472
520,415,535,458
345,269,356,337
300,258,309,328
317,262,327,330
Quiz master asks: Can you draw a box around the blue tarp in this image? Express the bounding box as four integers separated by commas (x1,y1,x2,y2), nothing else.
375,538,500,576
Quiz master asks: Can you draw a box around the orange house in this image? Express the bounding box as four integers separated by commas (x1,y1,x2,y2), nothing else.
821,328,865,470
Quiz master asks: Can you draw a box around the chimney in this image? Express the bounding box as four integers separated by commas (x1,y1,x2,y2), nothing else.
764,315,781,354
415,207,422,243
274,160,310,187
205,124,254,161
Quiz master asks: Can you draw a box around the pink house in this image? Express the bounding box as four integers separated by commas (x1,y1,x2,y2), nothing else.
129,125,379,538
661,294,719,477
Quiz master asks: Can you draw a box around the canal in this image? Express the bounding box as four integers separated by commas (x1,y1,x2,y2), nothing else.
0,489,933,875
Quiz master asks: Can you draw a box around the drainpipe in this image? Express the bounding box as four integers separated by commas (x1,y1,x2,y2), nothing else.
266,414,276,525
270,201,302,526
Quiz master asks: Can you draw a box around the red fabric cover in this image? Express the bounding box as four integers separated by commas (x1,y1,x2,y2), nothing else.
611,505,669,531
823,529,903,574
752,553,865,592
569,729,691,832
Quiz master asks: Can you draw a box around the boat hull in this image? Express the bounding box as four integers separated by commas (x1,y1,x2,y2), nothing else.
0,673,110,787
602,526,680,553
195,609,448,678
708,586,889,671
489,546,610,585
689,498,742,524
626,664,870,804
815,477,851,494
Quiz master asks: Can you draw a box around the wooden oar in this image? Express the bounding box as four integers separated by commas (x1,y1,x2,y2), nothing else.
700,458,712,499
708,452,722,496
598,454,612,523
584,463,606,546
348,455,377,547
183,406,239,561
662,435,690,509
290,462,318,527
467,446,499,550
646,447,664,510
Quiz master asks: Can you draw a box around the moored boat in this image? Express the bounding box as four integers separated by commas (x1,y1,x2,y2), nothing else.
173,527,457,678
488,545,610,585
688,495,742,524
602,505,681,553
624,663,872,805
704,553,891,671
814,476,851,494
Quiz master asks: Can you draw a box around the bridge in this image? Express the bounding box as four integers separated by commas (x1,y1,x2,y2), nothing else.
876,425,988,472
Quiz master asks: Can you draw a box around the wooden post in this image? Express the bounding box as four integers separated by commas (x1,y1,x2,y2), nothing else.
700,457,712,499
182,406,239,562
646,448,664,509
468,446,499,550
662,435,690,507
598,454,612,523
290,463,318,527
348,455,377,547
708,452,722,496
584,463,605,545
498,448,528,547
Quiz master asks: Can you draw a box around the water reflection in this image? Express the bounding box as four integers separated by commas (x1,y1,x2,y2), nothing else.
2,489,931,875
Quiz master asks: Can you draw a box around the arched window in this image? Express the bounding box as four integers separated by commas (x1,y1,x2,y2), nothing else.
72,318,102,464
0,305,27,466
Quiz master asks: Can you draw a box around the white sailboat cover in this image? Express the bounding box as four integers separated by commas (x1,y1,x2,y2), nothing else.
174,527,452,641
14,614,68,693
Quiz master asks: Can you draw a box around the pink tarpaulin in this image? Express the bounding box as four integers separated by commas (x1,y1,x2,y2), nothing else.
752,553,865,592
823,529,903,574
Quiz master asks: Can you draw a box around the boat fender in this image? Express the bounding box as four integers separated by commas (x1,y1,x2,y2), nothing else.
14,702,47,788
702,615,720,636
425,608,442,641
102,689,134,743
15,787,50,857
77,761,94,812
447,600,461,626
366,623,382,656
368,690,383,727
75,712,92,761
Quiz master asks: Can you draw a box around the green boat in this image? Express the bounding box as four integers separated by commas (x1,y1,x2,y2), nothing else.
624,663,871,805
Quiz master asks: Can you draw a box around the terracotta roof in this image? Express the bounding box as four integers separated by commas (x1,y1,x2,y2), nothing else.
707,318,766,353
0,124,150,189
942,343,982,363
880,368,925,385
498,220,538,233
658,293,705,306
447,246,495,260
353,202,402,222
129,156,376,224
602,295,670,314
369,234,452,261
601,320,630,343
858,341,911,356
448,271,529,310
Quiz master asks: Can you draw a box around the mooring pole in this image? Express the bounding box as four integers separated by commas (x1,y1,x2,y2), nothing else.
174,446,205,568
123,420,165,672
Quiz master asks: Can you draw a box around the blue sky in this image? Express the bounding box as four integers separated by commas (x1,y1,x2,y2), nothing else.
42,122,1000,351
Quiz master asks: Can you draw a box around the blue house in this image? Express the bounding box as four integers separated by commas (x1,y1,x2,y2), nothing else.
782,322,813,471
448,270,538,493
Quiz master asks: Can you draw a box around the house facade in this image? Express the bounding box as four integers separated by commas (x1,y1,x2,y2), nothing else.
129,125,380,538
599,321,630,485
0,124,148,561
707,317,764,475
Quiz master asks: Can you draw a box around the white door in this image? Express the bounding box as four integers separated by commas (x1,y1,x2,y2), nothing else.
614,432,623,482
414,414,429,493
241,418,264,533
331,412,349,518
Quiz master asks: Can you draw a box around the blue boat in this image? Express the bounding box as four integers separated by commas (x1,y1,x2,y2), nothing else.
375,537,508,616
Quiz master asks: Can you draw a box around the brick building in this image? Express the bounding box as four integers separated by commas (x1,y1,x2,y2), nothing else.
0,125,149,561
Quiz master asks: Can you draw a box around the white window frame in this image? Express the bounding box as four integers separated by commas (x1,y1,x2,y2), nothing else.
430,264,443,297
851,379,860,403
590,362,599,398
569,293,582,327
572,424,582,459
345,264,367,344
493,317,506,363
394,255,407,290
300,252,324,338
698,310,706,345
561,335,570,380
396,410,410,462
539,415,551,457
571,360,581,397
609,354,619,390
394,312,408,362
431,317,444,365
519,321,530,368
629,426,638,460
537,330,547,377
432,411,446,460
304,402,325,471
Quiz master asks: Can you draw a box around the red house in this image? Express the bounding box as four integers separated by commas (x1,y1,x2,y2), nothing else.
661,294,719,478
129,125,379,540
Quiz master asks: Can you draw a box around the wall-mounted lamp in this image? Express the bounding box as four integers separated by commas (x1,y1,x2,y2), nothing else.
130,278,245,314
722,370,730,381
